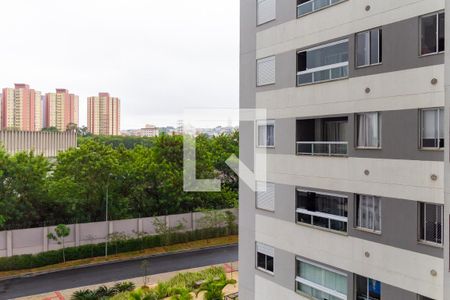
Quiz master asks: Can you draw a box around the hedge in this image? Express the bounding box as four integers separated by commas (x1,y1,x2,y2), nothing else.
0,226,238,272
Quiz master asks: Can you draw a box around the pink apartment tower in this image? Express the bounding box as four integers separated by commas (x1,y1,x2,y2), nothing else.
44,89,79,131
87,92,120,136
1,84,42,131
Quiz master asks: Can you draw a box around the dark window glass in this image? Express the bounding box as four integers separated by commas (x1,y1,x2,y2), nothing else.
420,13,445,55
266,256,274,272
257,252,266,269
356,275,381,300
421,14,437,55
438,13,445,52
297,51,307,72
296,191,348,232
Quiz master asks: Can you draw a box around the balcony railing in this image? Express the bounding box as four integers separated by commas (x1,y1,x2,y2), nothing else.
297,0,344,17
296,141,348,157
297,62,348,86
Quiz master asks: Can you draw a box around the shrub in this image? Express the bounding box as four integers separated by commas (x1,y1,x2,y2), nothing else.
114,281,136,293
0,227,235,272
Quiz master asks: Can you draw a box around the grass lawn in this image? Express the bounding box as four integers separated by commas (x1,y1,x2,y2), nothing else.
0,235,238,279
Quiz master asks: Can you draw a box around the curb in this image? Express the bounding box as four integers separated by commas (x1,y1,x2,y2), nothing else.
0,243,238,282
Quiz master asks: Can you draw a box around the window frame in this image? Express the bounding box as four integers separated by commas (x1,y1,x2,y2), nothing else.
257,0,276,26
355,28,383,68
296,0,347,19
296,39,349,86
295,257,348,300
256,120,275,148
354,275,382,300
355,112,382,149
296,188,348,234
419,11,445,57
256,55,276,87
419,107,444,150
256,242,275,275
355,194,382,234
418,202,444,247
256,181,275,212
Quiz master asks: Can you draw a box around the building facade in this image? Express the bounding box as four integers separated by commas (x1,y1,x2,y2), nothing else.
122,124,159,137
44,89,79,131
240,0,450,299
87,93,120,136
1,84,42,131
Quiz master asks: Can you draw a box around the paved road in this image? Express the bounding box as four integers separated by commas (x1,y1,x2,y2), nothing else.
0,245,238,299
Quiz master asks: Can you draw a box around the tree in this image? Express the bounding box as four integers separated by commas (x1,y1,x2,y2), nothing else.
66,123,78,132
47,224,71,263
141,259,150,286
152,217,186,246
0,215,5,230
42,127,59,132
197,210,227,244
76,126,91,137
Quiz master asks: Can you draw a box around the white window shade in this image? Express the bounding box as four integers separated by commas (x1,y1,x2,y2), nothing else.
256,242,275,257
257,0,276,25
257,56,276,86
256,181,275,211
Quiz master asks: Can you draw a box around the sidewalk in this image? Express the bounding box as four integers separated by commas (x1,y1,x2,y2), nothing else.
16,262,239,300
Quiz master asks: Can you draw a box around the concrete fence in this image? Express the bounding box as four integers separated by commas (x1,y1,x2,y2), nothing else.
0,208,238,257
0,130,77,157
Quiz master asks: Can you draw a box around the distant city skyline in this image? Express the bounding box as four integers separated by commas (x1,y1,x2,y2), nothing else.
0,0,239,129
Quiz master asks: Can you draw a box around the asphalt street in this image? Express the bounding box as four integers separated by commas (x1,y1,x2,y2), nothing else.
0,244,238,299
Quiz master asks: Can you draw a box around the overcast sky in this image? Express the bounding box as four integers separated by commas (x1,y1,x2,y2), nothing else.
0,0,239,129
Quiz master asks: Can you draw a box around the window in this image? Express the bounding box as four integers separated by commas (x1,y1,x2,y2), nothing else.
257,0,276,25
256,182,275,211
257,120,275,147
356,195,381,232
418,295,435,300
296,259,347,300
297,40,349,85
356,29,382,67
356,112,381,148
256,242,274,274
419,203,443,245
297,0,345,18
420,12,445,56
296,190,348,232
257,56,276,86
355,275,381,300
420,108,444,149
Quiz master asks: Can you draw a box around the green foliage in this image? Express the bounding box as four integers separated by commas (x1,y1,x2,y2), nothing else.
0,133,238,229
71,282,135,300
110,267,232,300
114,282,136,293
0,227,236,272
42,127,59,132
71,289,97,300
195,273,237,300
47,224,71,262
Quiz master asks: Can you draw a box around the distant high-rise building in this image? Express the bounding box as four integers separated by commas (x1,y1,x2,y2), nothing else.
1,84,42,131
87,93,120,135
44,89,79,131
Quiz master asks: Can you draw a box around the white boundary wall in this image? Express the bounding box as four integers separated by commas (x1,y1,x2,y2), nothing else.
0,209,238,257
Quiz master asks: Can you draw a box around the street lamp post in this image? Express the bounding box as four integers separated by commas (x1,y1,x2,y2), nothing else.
105,173,112,257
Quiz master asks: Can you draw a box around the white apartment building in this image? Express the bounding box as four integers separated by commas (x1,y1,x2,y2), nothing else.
239,0,450,299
